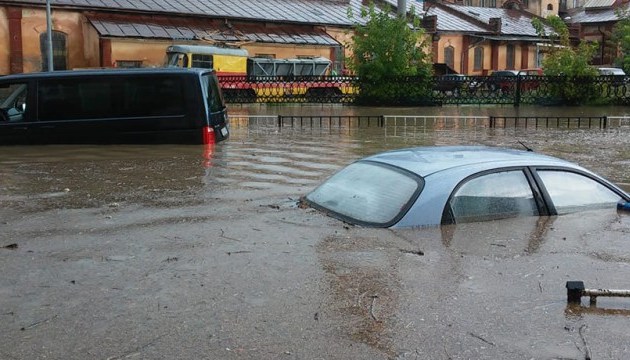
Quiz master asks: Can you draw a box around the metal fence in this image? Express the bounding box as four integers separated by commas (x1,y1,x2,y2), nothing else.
228,115,630,130
219,75,630,106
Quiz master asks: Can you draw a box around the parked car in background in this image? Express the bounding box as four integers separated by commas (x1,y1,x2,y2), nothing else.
433,74,466,94
596,67,627,89
485,69,543,93
433,74,482,95
596,67,626,76
303,146,629,228
0,67,229,145
517,68,543,91
486,70,519,93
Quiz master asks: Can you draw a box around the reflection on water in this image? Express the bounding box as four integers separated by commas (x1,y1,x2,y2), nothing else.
566,303,630,317
1,107,629,359
440,216,557,257
1,107,628,212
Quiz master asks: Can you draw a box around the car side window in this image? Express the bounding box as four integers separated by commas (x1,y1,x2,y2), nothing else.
0,82,28,123
447,170,539,223
536,170,622,214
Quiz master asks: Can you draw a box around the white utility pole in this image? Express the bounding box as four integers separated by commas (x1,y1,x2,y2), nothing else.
397,0,407,17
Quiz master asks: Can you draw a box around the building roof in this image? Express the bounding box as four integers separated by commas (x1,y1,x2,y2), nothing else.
0,0,424,27
566,3,627,23
443,4,542,36
584,0,616,9
426,5,489,33
87,14,341,45
426,3,547,37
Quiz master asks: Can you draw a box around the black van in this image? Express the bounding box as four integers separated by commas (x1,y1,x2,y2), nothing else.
0,67,229,145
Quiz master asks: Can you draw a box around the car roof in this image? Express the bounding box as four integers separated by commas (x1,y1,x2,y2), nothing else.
597,67,626,75
492,70,519,75
362,146,580,178
0,67,214,81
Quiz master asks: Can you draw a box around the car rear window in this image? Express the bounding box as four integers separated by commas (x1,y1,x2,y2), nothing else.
305,161,422,226
537,170,622,214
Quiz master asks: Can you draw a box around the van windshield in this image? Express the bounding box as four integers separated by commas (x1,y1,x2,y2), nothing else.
0,83,28,122
201,73,225,113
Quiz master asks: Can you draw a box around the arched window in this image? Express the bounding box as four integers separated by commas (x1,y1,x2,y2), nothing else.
506,44,515,69
444,46,455,71
547,3,553,10
40,31,68,71
474,46,484,71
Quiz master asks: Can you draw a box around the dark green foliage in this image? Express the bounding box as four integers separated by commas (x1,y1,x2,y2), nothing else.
532,16,598,104
611,8,630,73
348,3,433,105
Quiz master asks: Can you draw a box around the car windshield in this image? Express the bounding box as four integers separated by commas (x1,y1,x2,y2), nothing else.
305,161,422,226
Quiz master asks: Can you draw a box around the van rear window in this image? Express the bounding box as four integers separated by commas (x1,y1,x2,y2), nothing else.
37,75,186,121
201,74,224,113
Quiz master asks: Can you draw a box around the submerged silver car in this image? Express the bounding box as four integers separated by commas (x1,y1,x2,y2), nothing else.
304,146,629,228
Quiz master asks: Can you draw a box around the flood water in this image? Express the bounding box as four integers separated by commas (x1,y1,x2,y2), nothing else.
1,105,630,359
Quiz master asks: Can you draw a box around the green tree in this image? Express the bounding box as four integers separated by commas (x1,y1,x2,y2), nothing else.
531,15,598,104
611,8,630,73
531,16,597,77
348,2,433,105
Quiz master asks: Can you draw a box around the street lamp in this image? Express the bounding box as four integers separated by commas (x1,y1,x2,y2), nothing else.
45,0,54,71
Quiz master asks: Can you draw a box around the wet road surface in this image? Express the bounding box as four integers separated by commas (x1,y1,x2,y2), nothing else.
1,106,630,359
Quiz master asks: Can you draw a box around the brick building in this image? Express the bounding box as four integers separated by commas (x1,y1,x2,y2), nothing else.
1,0,558,76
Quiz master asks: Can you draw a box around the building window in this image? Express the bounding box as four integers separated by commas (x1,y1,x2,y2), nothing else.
547,3,553,9
444,46,455,71
506,44,515,69
40,31,67,71
116,60,143,68
474,46,484,71
522,0,529,7
480,0,496,7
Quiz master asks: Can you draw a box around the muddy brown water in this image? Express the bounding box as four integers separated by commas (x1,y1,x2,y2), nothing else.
1,105,629,359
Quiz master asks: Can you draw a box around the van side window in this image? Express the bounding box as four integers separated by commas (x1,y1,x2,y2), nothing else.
121,77,186,117
38,76,186,121
0,83,28,123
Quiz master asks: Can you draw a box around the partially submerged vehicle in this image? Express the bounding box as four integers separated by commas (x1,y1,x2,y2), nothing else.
0,67,229,145
304,146,629,228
